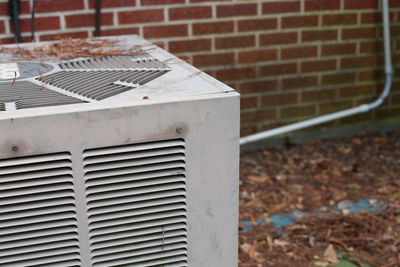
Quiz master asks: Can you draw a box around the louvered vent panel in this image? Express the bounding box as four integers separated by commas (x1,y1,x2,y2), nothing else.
38,70,169,100
59,55,167,70
83,139,188,267
0,81,85,111
0,152,81,266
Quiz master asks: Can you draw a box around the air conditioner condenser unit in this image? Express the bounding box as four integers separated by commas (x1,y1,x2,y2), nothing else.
0,35,239,267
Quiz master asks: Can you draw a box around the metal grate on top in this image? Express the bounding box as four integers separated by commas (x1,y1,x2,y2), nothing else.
38,70,170,101
83,139,188,267
0,152,81,266
59,55,167,70
0,81,86,111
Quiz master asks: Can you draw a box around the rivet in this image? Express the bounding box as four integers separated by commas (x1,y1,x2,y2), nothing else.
176,127,183,134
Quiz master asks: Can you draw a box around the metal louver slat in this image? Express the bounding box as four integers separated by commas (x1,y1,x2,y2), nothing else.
91,237,187,259
0,152,81,266
91,229,187,253
89,216,187,237
85,168,184,186
87,189,186,209
86,182,186,202
84,138,188,265
88,195,185,216
83,139,184,157
1,218,78,236
90,222,186,244
95,248,187,267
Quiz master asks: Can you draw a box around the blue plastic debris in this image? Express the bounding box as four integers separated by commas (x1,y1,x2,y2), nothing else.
269,210,306,228
240,199,388,233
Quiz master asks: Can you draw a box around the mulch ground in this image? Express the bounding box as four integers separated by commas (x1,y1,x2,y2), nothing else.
239,131,400,266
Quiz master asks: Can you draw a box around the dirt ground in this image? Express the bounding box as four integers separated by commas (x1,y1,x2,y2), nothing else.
239,131,400,266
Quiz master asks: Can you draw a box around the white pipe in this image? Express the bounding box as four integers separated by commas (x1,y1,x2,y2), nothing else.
240,0,393,146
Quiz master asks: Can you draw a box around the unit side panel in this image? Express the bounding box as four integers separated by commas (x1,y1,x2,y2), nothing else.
0,93,240,267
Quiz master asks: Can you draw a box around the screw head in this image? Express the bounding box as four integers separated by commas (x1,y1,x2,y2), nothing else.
11,145,18,152
176,127,183,134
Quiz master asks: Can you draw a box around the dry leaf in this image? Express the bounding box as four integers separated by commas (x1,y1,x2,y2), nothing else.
273,239,289,247
247,174,269,184
323,244,339,264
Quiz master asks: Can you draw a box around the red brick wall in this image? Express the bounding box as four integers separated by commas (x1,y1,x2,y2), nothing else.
0,0,399,136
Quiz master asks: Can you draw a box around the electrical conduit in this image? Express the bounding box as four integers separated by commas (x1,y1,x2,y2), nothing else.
240,0,393,146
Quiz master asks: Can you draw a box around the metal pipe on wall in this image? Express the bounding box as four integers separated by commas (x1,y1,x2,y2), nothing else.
9,0,22,43
240,0,393,146
95,0,102,36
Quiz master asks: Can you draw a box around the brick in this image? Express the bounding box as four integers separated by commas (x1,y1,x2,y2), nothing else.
169,38,211,53
239,80,278,94
358,69,384,82
119,9,164,24
20,16,60,32
344,0,378,9
0,3,7,15
238,18,277,32
260,63,298,77
66,13,113,28
319,101,352,115
39,31,89,41
342,28,377,40
141,0,184,4
375,107,400,120
261,93,298,106
305,0,340,11
215,67,256,81
0,37,16,44
360,41,383,53
262,1,300,14
302,30,338,42
241,96,258,109
260,32,297,46
282,75,319,90
321,72,356,86
36,0,83,12
89,0,135,8
339,85,374,98
191,0,231,2
144,24,187,39
281,46,318,60
340,56,381,69
98,27,139,36
281,105,316,119
361,12,381,24
321,43,357,56
322,14,358,26
241,110,277,124
193,52,235,67
217,3,257,17
301,89,336,103
0,21,4,34
169,6,212,20
215,35,255,49
238,49,277,64
389,0,400,7
240,126,257,137
301,59,337,73
216,67,256,81
192,21,234,35
282,15,318,29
